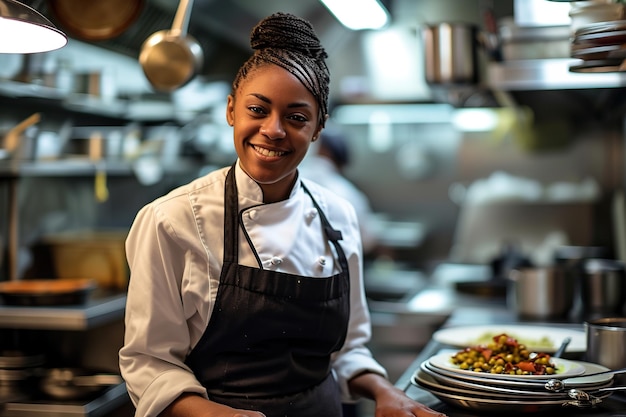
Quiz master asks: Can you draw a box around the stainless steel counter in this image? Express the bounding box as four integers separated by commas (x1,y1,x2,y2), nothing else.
0,292,126,330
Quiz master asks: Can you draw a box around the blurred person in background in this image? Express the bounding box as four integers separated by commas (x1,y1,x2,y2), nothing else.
300,127,379,255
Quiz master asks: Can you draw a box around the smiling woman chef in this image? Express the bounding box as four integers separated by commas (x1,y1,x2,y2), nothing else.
119,12,447,417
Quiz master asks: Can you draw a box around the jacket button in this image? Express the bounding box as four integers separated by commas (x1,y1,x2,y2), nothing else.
307,208,318,220
318,256,326,266
270,256,283,265
247,210,257,220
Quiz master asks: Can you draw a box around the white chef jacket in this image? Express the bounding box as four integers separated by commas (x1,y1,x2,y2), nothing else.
119,161,387,417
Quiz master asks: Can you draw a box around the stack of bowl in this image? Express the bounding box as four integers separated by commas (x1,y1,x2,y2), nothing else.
568,1,626,72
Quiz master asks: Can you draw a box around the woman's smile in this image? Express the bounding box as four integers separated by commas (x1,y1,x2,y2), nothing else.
251,144,288,158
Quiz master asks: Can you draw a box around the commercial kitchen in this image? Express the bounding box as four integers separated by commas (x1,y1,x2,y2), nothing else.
1,0,626,416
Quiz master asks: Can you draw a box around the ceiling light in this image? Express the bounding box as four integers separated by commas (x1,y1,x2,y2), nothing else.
0,0,67,53
320,0,390,30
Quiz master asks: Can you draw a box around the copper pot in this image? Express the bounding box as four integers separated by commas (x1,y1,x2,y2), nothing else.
47,0,144,41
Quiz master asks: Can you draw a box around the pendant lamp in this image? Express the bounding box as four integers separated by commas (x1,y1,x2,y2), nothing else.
0,0,67,53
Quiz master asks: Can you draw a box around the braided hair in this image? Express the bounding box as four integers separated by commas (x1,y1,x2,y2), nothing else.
232,12,330,127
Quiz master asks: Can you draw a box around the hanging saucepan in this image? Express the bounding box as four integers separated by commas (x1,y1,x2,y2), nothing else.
47,0,144,41
139,0,204,93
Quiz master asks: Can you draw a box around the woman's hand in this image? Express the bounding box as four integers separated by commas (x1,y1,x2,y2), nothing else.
160,393,266,417
348,372,448,417
371,386,447,417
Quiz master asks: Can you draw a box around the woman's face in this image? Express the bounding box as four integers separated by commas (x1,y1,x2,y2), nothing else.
226,64,322,203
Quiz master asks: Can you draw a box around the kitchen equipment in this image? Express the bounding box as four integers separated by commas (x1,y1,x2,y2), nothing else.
47,0,144,41
0,279,96,306
139,0,203,92
554,337,572,358
42,230,129,290
2,113,41,159
39,368,123,400
88,132,108,203
545,367,626,391
585,318,626,372
0,350,45,404
421,22,479,85
421,357,613,392
508,266,575,320
412,356,614,412
569,2,625,33
581,259,626,318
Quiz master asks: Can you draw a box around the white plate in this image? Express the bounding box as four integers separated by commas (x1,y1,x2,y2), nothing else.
432,324,586,353
428,351,586,380
414,366,571,399
417,362,567,397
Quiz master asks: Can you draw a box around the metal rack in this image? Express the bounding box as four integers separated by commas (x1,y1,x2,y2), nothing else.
0,294,129,417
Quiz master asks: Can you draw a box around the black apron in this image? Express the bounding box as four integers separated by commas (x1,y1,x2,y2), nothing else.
185,165,351,417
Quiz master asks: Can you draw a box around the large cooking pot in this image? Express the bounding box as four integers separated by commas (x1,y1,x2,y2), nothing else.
421,22,479,85
581,259,626,318
508,266,574,320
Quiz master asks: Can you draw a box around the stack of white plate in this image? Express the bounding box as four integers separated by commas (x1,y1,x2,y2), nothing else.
570,20,626,72
412,351,614,413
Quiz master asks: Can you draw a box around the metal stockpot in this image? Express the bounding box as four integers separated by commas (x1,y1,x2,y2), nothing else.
421,22,479,85
585,318,626,385
508,266,574,320
581,259,626,318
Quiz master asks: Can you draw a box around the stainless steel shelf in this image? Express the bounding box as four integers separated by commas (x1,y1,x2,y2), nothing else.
0,293,126,330
0,159,200,179
1,383,129,417
0,159,134,178
487,58,626,90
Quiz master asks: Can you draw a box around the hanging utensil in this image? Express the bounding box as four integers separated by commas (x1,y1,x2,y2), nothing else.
139,0,203,92
88,132,108,203
3,113,41,157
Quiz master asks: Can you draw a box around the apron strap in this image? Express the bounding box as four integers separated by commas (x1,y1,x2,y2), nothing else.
224,163,239,264
302,183,350,277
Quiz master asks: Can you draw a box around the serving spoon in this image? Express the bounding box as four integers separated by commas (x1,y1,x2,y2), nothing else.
545,367,626,392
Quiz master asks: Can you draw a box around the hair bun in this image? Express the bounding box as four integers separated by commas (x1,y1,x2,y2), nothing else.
250,12,327,61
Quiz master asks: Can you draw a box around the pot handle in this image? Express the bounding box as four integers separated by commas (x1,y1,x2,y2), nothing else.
171,0,193,37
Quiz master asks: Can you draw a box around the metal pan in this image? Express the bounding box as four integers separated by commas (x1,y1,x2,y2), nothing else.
0,279,96,306
139,0,203,92
48,0,144,41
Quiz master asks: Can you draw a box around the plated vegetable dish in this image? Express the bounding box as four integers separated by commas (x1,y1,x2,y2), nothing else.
450,333,558,376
